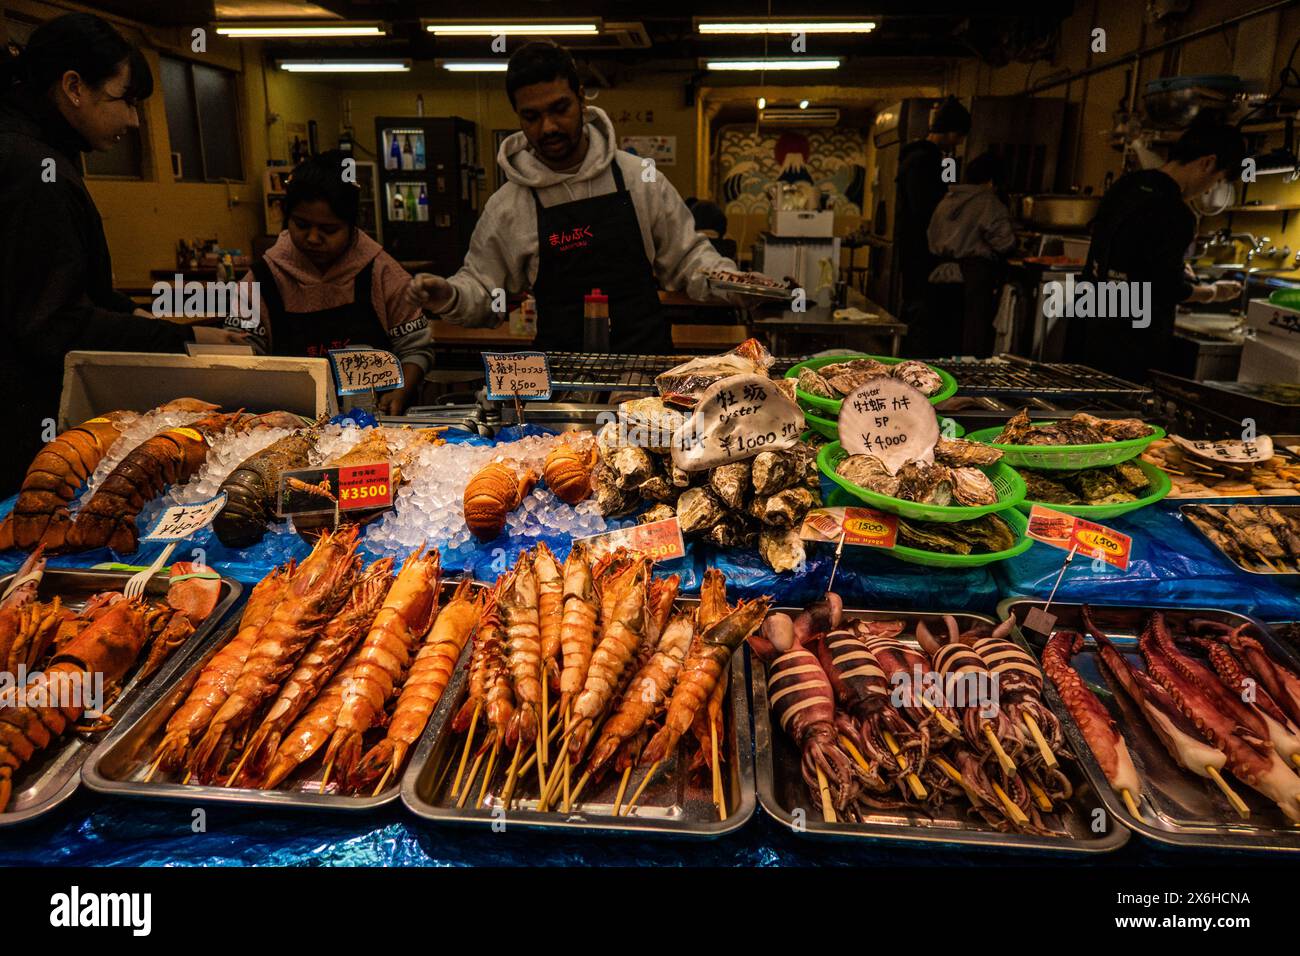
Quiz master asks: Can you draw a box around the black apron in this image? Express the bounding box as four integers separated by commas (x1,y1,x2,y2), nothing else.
251,258,390,357
531,158,669,353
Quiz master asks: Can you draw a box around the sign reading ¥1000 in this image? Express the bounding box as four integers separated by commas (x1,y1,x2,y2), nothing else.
671,373,804,472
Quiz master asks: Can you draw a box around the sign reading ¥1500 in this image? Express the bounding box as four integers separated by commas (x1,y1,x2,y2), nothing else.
800,506,899,550
1026,504,1132,571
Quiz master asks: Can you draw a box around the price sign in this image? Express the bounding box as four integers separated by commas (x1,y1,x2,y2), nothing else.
329,348,405,395
800,506,898,549
1171,434,1274,465
483,351,552,401
1026,504,1132,570
142,494,227,542
838,379,938,474
671,373,803,472
575,517,686,564
337,462,393,510
278,464,395,516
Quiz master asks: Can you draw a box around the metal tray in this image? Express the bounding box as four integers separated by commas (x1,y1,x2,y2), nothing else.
752,607,1128,854
401,599,756,837
707,277,795,302
0,568,241,826
83,579,476,812
1180,504,1300,577
999,599,1300,853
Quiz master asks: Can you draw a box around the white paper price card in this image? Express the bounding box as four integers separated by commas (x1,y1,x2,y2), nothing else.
142,494,227,542
329,348,405,395
838,379,938,474
1171,434,1274,465
671,373,804,472
483,351,552,401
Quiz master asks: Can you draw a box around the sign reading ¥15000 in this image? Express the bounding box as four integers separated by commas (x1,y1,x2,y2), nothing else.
671,373,804,472
329,347,405,395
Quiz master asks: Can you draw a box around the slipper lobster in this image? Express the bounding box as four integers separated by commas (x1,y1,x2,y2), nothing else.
464,460,537,541
543,439,597,505
214,424,320,548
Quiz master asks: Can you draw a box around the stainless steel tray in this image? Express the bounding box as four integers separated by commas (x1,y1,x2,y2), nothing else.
1180,504,1300,577
0,568,241,826
1000,598,1300,853
83,579,475,812
752,607,1129,854
707,277,795,302
401,599,756,837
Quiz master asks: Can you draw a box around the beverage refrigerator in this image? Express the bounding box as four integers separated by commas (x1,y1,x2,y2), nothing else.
375,115,479,273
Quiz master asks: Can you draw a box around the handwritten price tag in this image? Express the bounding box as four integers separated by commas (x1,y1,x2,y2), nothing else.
575,517,686,564
1171,434,1274,464
800,506,898,549
483,351,552,401
329,347,405,395
1026,504,1132,570
671,373,803,472
838,379,938,474
142,494,227,542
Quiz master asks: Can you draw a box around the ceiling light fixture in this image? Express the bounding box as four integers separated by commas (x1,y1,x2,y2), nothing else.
800,99,810,109
704,59,841,71
278,60,410,73
216,22,386,38
697,20,876,35
424,21,599,36
438,61,511,72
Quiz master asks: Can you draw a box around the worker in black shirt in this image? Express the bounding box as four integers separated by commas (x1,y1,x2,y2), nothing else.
896,96,970,356
1072,120,1246,383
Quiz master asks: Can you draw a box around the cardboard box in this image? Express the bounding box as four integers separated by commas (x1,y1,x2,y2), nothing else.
768,209,834,237
59,352,337,430
1246,296,1300,340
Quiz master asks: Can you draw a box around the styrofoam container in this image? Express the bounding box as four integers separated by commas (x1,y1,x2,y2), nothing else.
769,209,834,237
1246,296,1300,340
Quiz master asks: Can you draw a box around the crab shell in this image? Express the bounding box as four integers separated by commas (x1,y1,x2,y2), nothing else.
543,443,597,505
464,462,537,540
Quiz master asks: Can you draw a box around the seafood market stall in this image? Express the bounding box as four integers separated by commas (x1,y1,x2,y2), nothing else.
0,341,1297,866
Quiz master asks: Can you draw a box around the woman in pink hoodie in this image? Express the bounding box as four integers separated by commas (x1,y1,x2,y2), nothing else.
236,151,432,413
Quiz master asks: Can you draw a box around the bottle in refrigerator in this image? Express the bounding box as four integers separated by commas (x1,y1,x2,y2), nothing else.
417,184,429,221
402,134,414,171
387,133,401,170
391,186,405,221
405,185,418,221
413,133,426,169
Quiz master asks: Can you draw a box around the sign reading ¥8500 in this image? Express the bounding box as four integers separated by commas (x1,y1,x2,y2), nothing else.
1026,504,1132,570
483,351,552,401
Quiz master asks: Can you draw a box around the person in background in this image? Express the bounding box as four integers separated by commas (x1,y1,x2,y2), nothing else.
235,150,432,414
685,198,737,260
896,95,970,356
0,13,231,494
926,152,1016,356
1071,119,1246,383
407,41,739,353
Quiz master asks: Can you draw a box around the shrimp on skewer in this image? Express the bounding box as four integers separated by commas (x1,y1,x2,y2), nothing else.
321,548,441,789
534,544,564,692
260,646,362,790
500,552,543,753
557,543,598,718
350,579,483,793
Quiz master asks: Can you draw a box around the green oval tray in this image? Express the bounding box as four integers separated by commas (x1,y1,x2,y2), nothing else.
786,354,958,415
824,488,1033,568
818,441,1026,522
963,423,1166,469
1015,459,1171,520
799,403,963,442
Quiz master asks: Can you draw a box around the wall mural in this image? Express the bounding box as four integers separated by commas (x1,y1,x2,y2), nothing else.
715,126,868,217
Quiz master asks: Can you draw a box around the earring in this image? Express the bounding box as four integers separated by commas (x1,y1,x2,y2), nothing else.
73,99,81,107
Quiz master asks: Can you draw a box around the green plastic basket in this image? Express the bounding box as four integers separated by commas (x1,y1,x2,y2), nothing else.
799,403,963,442
1268,288,1300,309
964,422,1166,469
818,441,1026,522
786,354,958,415
824,488,1033,568
1015,459,1172,520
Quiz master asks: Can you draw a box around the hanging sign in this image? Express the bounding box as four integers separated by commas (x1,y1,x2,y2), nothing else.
1171,434,1274,465
329,348,405,395
671,373,803,472
838,379,938,474
483,351,552,401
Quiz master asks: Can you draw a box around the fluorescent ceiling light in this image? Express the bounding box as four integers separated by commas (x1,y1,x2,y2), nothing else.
439,61,510,72
705,59,841,71
278,60,410,73
425,22,598,36
698,20,876,35
216,22,386,38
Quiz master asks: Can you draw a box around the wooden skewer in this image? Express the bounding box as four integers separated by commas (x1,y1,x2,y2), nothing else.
456,750,486,809
920,698,960,736
983,726,1017,775
319,753,336,795
143,751,166,784
370,762,395,798
990,781,1029,826
476,736,501,808
880,731,928,800
1206,765,1250,818
613,765,633,816
815,765,837,823
709,717,723,818
1025,776,1053,812
568,768,592,808
623,759,662,816
1292,754,1300,771
224,741,256,788
1022,713,1058,769
499,739,525,809
431,747,456,796
562,705,573,812
931,755,983,807
1120,788,1141,819
539,682,550,785
181,769,193,785
449,701,481,800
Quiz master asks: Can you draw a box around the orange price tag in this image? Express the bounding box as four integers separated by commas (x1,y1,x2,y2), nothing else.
1027,505,1131,570
337,462,393,511
575,517,686,564
800,506,898,549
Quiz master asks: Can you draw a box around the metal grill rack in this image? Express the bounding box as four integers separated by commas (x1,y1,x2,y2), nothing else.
927,357,1148,398
544,352,799,392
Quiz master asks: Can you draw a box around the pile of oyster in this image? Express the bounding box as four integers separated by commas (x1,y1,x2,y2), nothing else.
1017,461,1152,506
835,437,1004,507
992,409,1153,446
590,407,822,573
897,513,1019,555
796,357,945,400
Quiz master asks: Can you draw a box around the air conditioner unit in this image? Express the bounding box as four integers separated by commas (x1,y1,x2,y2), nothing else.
760,107,841,125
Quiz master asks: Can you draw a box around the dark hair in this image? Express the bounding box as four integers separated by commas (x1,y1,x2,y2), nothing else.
1169,118,1247,172
690,200,728,236
929,95,970,135
505,41,581,108
964,152,1005,187
284,150,361,226
3,12,153,100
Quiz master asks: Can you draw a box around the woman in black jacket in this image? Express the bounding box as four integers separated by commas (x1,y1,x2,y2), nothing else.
0,14,231,493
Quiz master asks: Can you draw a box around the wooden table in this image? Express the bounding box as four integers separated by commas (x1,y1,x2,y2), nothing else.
431,319,535,347
751,298,907,356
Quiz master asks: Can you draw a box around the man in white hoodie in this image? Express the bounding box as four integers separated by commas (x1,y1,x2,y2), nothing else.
407,41,738,353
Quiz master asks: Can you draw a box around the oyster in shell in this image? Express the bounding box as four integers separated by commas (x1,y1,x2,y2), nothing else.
1112,460,1151,492
751,449,802,496
709,460,751,509
1076,469,1122,502
759,528,806,573
750,486,816,528
934,437,1003,467
593,463,639,517
676,486,727,535
617,397,685,453
825,361,894,396
707,514,756,548
894,461,954,505
670,463,693,488
992,409,1033,445
638,474,677,502
836,454,900,497
639,503,677,524
610,445,654,490
1073,412,1153,441
950,467,999,506
995,408,1151,446
796,367,836,399
898,513,1016,554
891,360,944,397
1019,470,1081,504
